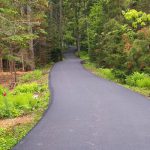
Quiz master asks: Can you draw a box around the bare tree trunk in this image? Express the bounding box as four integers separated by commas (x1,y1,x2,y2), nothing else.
13,61,17,83
77,31,80,56
21,54,25,71
27,4,35,70
59,0,63,49
74,0,81,56
0,57,3,72
9,61,13,75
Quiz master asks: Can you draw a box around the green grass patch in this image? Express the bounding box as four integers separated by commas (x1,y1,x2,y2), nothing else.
0,124,33,150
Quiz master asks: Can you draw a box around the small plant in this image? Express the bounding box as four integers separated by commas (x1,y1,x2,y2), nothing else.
20,70,42,83
98,68,115,80
13,83,39,94
0,93,42,118
125,72,150,88
112,69,126,83
136,78,150,89
0,86,8,96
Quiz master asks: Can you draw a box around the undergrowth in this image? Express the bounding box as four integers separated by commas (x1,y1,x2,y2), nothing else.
0,65,51,150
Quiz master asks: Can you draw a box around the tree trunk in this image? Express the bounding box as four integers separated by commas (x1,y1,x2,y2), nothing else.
21,54,25,71
13,61,17,83
0,57,3,72
76,31,80,56
9,61,13,75
59,0,63,49
74,0,81,56
27,4,35,70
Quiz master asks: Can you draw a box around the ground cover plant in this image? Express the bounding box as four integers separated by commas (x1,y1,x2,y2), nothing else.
0,66,51,150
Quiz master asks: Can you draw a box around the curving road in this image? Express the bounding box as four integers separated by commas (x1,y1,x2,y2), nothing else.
14,48,150,150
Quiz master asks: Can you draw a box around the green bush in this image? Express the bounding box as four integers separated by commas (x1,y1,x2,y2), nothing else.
125,72,150,88
136,78,150,89
20,70,42,83
0,93,37,118
13,83,47,95
112,69,126,83
80,51,89,61
13,83,39,94
0,78,49,118
0,86,8,96
97,68,115,80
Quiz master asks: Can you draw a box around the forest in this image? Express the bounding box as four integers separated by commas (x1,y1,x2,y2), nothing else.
0,0,150,149
0,0,150,75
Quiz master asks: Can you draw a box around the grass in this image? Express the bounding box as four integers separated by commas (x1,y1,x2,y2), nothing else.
80,51,150,98
0,124,33,150
0,65,52,150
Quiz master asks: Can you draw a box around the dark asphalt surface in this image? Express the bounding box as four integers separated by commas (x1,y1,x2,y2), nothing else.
14,48,150,150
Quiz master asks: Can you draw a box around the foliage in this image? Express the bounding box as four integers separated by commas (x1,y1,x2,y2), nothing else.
0,64,50,149
0,86,8,96
127,27,150,74
20,70,42,83
0,67,49,119
112,70,127,83
97,68,115,80
0,93,35,118
13,83,39,94
50,48,62,62
0,124,33,150
96,19,127,70
123,9,150,29
125,72,150,88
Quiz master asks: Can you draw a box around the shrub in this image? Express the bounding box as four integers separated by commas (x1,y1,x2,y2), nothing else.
136,78,150,89
0,93,39,118
13,83,47,95
20,70,42,83
98,68,115,80
0,86,8,96
80,51,89,61
125,72,150,88
112,69,126,83
126,27,150,74
13,83,39,94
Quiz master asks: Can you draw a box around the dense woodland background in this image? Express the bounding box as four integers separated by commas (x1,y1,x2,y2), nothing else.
0,0,150,76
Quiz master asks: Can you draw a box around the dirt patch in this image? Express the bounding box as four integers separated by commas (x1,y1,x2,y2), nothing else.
0,115,33,129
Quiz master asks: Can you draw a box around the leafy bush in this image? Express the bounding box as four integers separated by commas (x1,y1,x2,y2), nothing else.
136,78,150,89
20,70,42,83
80,51,89,61
112,69,126,83
95,19,127,69
0,93,36,118
97,68,115,80
125,72,150,88
0,83,49,118
13,83,39,94
0,86,8,96
13,83,47,95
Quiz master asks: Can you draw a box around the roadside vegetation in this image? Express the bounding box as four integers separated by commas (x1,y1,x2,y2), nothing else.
80,51,150,97
0,65,51,150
